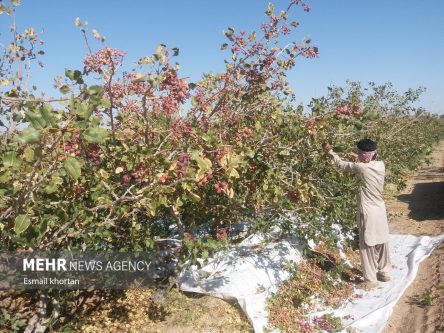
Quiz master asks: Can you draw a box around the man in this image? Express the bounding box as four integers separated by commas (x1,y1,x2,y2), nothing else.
323,139,391,289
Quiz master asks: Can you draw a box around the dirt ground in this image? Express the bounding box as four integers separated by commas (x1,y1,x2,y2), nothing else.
382,141,444,333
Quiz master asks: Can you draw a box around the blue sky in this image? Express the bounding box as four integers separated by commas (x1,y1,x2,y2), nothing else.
2,0,443,114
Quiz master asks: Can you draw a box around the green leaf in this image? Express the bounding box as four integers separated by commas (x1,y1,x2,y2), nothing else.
16,126,41,144
75,102,93,119
14,215,31,234
188,191,201,202
245,149,255,158
195,168,206,180
24,147,35,162
34,147,43,159
131,74,147,83
25,110,46,129
194,156,212,171
43,183,58,194
248,31,256,42
12,112,24,122
155,44,166,57
191,96,198,107
88,85,103,96
82,126,108,143
2,4,12,14
60,85,71,94
172,47,179,56
0,172,12,183
227,167,240,178
333,145,346,153
69,95,76,113
65,68,74,80
44,176,63,194
220,43,228,51
101,99,111,108
64,157,81,180
158,195,168,207
227,153,242,168
40,104,56,127
36,218,48,241
66,68,83,84
2,151,21,168
181,182,193,192
99,169,109,179
175,197,184,208
148,201,158,216
224,27,234,39
73,70,84,84
354,120,363,130
366,111,378,121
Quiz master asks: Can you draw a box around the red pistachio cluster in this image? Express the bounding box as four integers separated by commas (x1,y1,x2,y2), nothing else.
214,147,229,166
235,127,254,141
83,48,126,75
336,104,362,121
184,232,195,242
216,227,228,241
122,174,131,185
159,70,190,116
176,152,190,177
109,81,125,101
287,189,300,203
63,131,101,165
131,161,153,184
120,100,143,114
197,171,213,187
214,181,227,194
170,117,192,140
305,119,317,136
125,73,152,95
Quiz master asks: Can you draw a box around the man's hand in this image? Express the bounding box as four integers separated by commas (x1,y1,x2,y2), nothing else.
322,142,332,154
347,152,358,162
322,143,334,160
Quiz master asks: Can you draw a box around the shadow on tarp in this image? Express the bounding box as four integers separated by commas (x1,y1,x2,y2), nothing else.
397,181,444,221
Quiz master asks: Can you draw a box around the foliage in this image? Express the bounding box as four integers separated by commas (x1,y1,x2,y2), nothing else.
0,308,27,332
0,0,442,261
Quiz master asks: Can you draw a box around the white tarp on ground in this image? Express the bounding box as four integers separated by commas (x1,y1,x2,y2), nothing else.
178,233,444,333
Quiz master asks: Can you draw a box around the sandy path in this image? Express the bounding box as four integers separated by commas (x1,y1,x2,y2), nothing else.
383,141,444,333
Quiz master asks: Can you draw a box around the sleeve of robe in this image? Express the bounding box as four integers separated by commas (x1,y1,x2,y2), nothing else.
327,150,362,173
327,149,390,246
